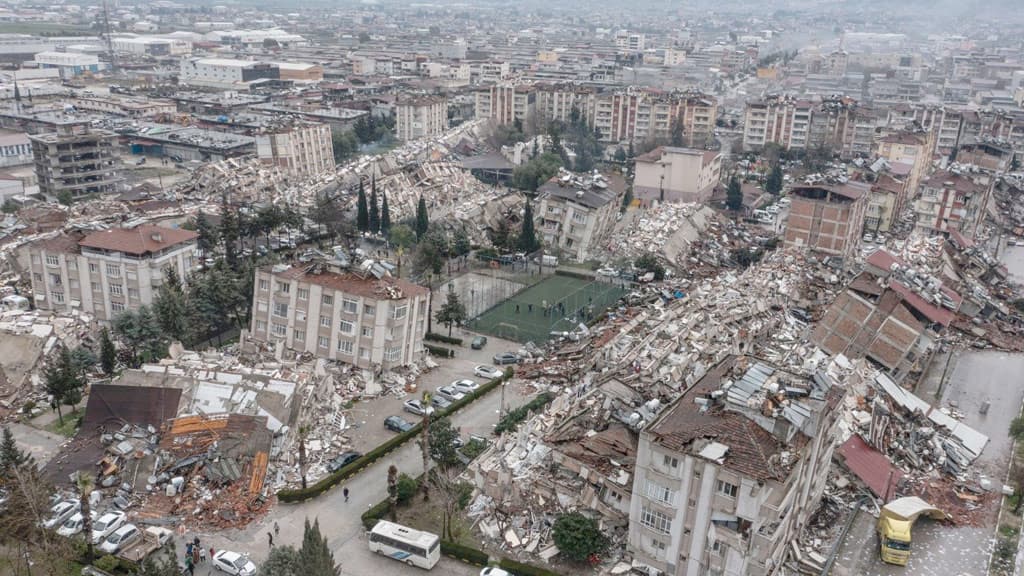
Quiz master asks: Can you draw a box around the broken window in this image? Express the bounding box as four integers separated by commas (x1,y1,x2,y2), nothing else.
50,290,64,304
111,301,124,312
255,320,267,331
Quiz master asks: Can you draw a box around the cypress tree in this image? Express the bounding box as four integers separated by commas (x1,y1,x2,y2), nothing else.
356,180,369,232
99,327,116,376
369,177,380,234
415,196,429,239
380,190,391,235
517,202,540,252
298,518,340,576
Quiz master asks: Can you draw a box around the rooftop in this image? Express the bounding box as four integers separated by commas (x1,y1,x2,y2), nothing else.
79,224,198,256
265,263,429,300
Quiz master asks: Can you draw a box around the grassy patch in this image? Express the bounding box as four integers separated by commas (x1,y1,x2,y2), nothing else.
395,484,476,547
45,409,82,437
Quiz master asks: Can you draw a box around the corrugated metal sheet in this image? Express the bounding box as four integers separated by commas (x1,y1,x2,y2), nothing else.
837,435,903,498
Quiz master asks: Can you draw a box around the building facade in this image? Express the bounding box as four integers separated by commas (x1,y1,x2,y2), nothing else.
634,147,722,205
395,96,449,141
249,263,429,370
914,170,992,239
536,174,620,262
783,183,869,262
628,357,844,576
179,58,279,89
474,84,536,126
30,121,121,201
33,51,105,78
255,122,335,179
23,225,199,321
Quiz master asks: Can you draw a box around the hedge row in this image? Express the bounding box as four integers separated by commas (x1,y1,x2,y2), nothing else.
425,332,463,346
498,557,563,576
494,392,554,435
441,541,489,565
279,368,514,503
424,343,456,358
554,268,593,281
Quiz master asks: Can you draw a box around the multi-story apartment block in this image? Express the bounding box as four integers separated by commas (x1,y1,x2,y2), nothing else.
634,147,721,205
614,31,646,53
873,130,935,205
914,170,992,239
742,95,814,152
23,225,199,321
783,182,869,262
628,357,844,576
255,122,335,179
249,262,429,370
864,173,907,234
536,174,620,262
395,96,449,141
30,121,121,201
474,84,536,126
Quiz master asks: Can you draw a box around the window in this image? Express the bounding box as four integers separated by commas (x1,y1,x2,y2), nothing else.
317,336,329,348
639,507,671,535
45,255,59,266
364,304,375,316
337,340,354,355
255,320,267,331
273,302,289,317
272,323,287,337
644,479,677,506
106,264,120,277
360,347,369,359
652,538,666,552
293,330,305,342
296,310,306,322
50,290,64,303
716,480,738,499
392,304,408,320
111,301,124,313
49,273,62,285
339,320,354,334
91,282,101,292
277,281,290,294
109,284,123,297
663,454,679,469
322,294,333,305
258,279,269,291
88,263,98,273
297,288,309,300
319,315,331,328
342,298,358,313
711,540,722,555
128,288,139,300
361,327,373,337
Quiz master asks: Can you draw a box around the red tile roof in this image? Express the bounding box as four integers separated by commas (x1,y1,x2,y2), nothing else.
888,281,956,327
79,225,198,256
836,435,902,498
267,264,429,300
866,249,902,272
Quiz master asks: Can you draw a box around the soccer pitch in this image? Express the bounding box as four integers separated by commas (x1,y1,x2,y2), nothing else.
469,274,627,344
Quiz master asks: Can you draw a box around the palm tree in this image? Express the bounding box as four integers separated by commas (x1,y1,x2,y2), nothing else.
77,472,95,563
298,424,310,489
420,391,431,501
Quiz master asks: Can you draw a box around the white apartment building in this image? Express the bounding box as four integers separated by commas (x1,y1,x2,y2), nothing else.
474,84,536,126
395,97,449,141
634,147,722,205
255,122,335,179
112,36,192,56
23,225,199,322
628,358,844,576
615,31,646,53
536,174,621,262
249,262,430,370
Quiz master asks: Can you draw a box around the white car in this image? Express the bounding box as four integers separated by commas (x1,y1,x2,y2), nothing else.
451,379,479,394
213,550,257,576
474,365,502,379
596,266,618,277
480,568,512,576
44,500,80,529
435,385,467,403
91,511,127,544
99,524,141,554
57,511,95,537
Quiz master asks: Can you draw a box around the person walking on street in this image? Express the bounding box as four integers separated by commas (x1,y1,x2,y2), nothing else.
344,487,350,502
274,521,280,537
185,555,194,576
268,531,274,547
199,546,207,563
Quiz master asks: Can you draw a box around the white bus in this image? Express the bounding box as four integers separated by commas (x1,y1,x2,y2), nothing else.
367,520,441,569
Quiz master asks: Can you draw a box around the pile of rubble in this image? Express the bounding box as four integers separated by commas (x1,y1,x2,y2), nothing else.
604,203,721,267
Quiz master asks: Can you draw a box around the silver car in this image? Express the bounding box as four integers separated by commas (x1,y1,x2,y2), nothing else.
99,524,140,554
435,385,466,402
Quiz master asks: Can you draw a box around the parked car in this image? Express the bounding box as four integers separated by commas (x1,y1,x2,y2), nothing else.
99,524,141,554
436,385,467,402
326,451,362,473
384,415,414,433
480,568,512,576
492,352,520,365
403,399,428,416
90,511,126,544
43,500,79,529
596,267,618,277
212,550,257,576
57,511,95,537
471,336,488,349
451,379,479,394
431,395,452,410
474,365,503,379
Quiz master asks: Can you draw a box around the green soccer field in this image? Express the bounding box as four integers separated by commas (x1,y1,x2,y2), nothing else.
469,274,627,343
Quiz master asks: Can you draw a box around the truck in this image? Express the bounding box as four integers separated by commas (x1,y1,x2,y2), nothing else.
117,526,173,564
877,496,946,565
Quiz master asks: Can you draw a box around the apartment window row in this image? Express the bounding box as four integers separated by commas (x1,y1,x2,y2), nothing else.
639,506,671,535
45,255,60,267
644,479,677,506
337,340,354,355
384,346,401,362
716,479,738,499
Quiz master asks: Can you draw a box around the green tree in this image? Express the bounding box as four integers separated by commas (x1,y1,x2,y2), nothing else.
435,291,467,338
76,472,95,563
452,227,471,256
415,196,430,239
99,327,116,375
57,189,73,206
112,306,165,367
1010,416,1024,441
312,193,350,241
387,464,399,522
634,253,666,281
219,196,240,268
415,226,448,275
356,180,369,233
195,212,219,259
369,180,380,234
44,347,85,426
298,518,339,576
552,512,611,564
259,545,300,576
511,152,562,191
396,473,418,504
331,131,359,163
154,267,189,344
137,551,188,576
614,146,627,162
671,115,685,147
427,417,461,469
766,164,784,195
380,190,391,235
388,223,417,251
1,199,17,214
490,218,516,252
726,175,743,212
621,184,633,213
517,202,540,253
0,426,30,479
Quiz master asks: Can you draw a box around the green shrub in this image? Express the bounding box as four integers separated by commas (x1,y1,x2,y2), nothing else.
396,473,419,504
441,540,489,565
459,437,490,460
95,555,120,572
498,557,563,576
494,392,554,435
361,499,390,530
425,332,463,346
424,343,455,358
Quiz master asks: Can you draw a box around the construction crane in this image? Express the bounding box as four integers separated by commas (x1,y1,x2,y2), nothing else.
101,0,117,74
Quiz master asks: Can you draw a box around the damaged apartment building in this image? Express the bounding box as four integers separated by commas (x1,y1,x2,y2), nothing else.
628,357,845,576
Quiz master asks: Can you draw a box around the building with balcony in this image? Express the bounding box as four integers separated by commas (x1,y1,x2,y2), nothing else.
395,96,448,141
474,84,536,126
255,121,335,179
914,170,992,239
30,121,121,202
634,147,721,205
22,225,199,321
783,182,869,262
249,261,429,370
536,172,622,262
872,130,935,205
627,357,845,576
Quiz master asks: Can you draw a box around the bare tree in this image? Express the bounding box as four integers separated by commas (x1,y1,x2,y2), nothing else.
428,465,471,541
387,465,398,522
77,472,95,564
420,391,432,501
